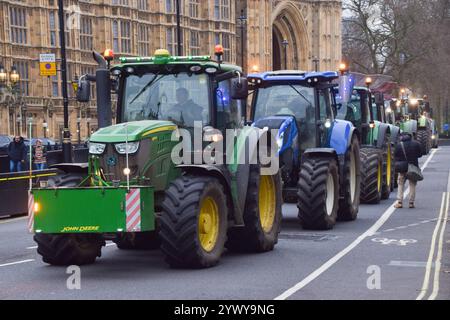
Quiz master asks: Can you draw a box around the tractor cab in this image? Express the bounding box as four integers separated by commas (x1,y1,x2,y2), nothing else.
336,86,375,146
249,71,338,156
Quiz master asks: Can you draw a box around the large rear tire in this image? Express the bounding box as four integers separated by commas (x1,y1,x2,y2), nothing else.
360,149,383,204
34,233,104,266
337,135,361,221
297,157,339,230
226,165,282,252
159,175,227,268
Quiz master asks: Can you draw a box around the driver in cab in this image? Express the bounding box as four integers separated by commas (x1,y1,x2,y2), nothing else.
168,88,203,127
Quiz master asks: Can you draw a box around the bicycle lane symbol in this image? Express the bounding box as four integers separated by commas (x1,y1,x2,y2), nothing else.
371,238,418,246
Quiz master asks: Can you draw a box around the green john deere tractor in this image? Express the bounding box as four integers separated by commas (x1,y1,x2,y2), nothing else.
31,49,282,268
336,73,393,203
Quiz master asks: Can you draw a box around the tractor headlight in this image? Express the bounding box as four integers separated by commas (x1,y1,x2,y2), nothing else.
276,132,284,151
89,142,106,154
115,141,140,154
432,135,436,140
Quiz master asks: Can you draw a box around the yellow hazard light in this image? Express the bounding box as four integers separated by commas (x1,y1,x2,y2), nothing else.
339,62,348,72
103,49,115,62
365,77,373,86
154,49,170,57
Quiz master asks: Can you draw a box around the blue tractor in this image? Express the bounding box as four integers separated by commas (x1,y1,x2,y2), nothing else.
248,71,361,230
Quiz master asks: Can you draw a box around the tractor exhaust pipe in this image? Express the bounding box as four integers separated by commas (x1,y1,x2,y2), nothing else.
93,51,112,128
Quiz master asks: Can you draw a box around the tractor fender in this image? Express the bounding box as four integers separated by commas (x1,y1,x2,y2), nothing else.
403,120,418,137
49,163,89,174
389,125,400,145
303,148,338,162
177,164,244,226
376,123,391,148
330,119,353,156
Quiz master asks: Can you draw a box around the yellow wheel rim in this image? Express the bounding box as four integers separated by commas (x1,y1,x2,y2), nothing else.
198,196,219,252
386,145,391,187
259,175,276,233
377,161,382,192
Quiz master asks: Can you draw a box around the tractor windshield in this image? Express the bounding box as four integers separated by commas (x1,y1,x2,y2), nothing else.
336,90,370,127
253,85,315,122
122,72,210,127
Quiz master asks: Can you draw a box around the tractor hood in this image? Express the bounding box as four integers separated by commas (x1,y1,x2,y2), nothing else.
90,120,177,143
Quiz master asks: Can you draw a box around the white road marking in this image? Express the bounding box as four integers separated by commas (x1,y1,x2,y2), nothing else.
26,246,38,250
0,216,28,224
275,148,438,300
0,259,35,268
371,238,417,246
428,191,449,300
417,170,450,300
105,243,116,247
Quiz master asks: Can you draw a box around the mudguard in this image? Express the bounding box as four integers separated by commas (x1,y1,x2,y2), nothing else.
330,119,353,156
401,120,417,136
303,148,338,162
388,124,400,145
375,122,391,148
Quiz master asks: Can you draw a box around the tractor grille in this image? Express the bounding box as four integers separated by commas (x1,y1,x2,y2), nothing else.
98,140,150,182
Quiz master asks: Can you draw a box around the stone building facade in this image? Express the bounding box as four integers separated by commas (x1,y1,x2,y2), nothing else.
0,0,341,141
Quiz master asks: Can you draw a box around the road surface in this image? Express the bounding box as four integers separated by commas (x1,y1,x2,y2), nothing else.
0,147,449,300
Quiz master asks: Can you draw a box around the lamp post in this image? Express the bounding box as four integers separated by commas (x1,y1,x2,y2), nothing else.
175,0,182,56
0,65,21,136
58,0,72,162
237,10,247,72
282,39,288,70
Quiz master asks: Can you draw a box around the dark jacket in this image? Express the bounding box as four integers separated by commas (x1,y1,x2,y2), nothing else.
7,137,27,161
394,134,422,173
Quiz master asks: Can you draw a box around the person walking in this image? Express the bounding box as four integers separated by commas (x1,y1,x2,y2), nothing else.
7,136,27,172
33,139,47,171
394,132,423,209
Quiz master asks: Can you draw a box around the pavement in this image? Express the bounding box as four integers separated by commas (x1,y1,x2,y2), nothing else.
0,147,449,300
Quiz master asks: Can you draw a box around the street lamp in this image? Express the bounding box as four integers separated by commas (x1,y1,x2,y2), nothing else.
237,10,247,72
0,65,21,136
282,39,288,70
0,65,7,83
10,66,20,84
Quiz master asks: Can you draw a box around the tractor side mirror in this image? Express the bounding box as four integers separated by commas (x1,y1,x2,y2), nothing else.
76,78,91,102
231,77,248,100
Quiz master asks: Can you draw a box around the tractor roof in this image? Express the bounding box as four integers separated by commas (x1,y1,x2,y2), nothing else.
248,70,338,86
114,54,242,73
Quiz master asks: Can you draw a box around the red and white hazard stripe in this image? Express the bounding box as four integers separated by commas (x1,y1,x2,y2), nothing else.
126,188,141,232
27,192,34,233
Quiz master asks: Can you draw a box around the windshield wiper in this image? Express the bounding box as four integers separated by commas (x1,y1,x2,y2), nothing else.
289,85,313,108
129,72,162,105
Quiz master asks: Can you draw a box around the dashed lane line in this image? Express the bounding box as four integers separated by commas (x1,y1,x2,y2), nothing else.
275,148,438,300
0,259,35,268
